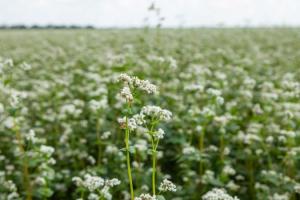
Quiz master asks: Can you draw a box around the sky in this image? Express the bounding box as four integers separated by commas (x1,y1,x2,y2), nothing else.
0,0,300,27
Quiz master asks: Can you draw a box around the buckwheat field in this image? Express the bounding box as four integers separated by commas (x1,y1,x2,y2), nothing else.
1,28,300,200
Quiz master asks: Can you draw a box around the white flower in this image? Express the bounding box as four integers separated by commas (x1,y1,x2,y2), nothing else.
155,128,165,139
118,117,138,131
134,139,148,151
207,88,222,96
34,177,46,186
120,86,133,102
7,192,19,200
202,188,239,200
4,117,14,129
82,174,105,192
159,179,177,192
182,145,196,155
294,184,300,194
184,84,204,92
101,131,111,139
47,158,56,165
105,178,121,187
132,77,157,94
216,96,224,105
118,73,132,84
134,193,157,200
87,156,96,165
105,145,119,154
5,180,17,191
10,90,27,107
200,107,215,117
100,186,112,200
222,165,236,176
269,193,289,200
133,114,145,126
0,103,4,114
118,73,157,94
72,177,83,186
141,105,172,121
127,118,138,130
73,175,120,198
226,181,240,191
40,145,55,156
89,99,107,111
61,104,76,114
88,193,99,200
25,129,37,143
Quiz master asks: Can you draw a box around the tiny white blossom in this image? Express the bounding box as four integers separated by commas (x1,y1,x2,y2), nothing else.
159,179,177,192
155,128,165,139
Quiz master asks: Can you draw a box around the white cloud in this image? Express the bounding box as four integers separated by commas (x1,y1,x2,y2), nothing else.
0,0,299,27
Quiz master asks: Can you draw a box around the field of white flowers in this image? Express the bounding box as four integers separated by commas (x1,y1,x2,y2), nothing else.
1,28,300,200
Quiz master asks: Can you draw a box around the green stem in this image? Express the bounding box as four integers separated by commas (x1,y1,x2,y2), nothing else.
80,189,85,199
14,121,33,200
96,119,102,165
247,156,255,199
149,121,159,196
152,136,157,196
125,117,134,200
220,133,224,164
199,128,205,176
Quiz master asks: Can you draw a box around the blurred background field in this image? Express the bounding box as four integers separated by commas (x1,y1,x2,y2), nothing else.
1,28,300,199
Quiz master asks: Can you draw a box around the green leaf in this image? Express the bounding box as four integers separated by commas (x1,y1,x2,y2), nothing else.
36,187,54,198
156,195,166,200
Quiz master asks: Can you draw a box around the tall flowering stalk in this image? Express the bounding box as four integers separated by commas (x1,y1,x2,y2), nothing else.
117,74,174,199
118,74,157,200
120,89,135,200
141,105,172,195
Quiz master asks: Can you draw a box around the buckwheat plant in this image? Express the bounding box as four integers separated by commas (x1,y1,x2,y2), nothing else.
0,59,56,200
117,73,174,199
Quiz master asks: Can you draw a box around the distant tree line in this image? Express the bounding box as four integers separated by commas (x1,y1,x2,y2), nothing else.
0,24,95,29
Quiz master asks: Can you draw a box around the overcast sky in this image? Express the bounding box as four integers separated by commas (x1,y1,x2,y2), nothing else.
0,0,300,27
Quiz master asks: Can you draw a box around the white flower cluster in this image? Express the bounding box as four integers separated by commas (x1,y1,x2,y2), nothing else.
72,174,121,198
9,90,27,108
0,58,13,74
118,117,139,131
270,193,289,200
40,145,55,157
1,179,19,200
184,84,204,92
120,86,134,102
118,73,158,95
89,99,107,111
202,188,239,200
141,105,172,121
207,88,224,105
73,174,104,192
25,129,38,144
118,107,171,134
182,145,196,155
105,178,121,187
222,165,236,176
159,179,177,192
134,193,157,200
